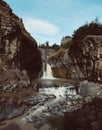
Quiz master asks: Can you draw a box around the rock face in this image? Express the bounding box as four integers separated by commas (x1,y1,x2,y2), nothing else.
48,36,72,78
69,35,102,82
48,48,69,78
49,35,102,82
0,0,42,80
0,0,42,122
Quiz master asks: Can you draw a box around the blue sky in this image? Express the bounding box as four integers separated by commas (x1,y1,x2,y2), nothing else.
4,0,102,45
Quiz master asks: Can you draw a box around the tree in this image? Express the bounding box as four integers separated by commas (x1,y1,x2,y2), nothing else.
45,41,50,49
51,43,60,51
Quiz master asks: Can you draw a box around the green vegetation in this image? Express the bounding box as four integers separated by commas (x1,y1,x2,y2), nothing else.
61,36,72,49
39,42,60,51
72,18,102,45
61,41,72,49
52,43,60,51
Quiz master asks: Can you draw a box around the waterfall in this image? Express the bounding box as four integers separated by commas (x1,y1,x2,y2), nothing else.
42,62,55,79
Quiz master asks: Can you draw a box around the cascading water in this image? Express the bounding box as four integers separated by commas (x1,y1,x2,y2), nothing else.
41,62,55,79
20,62,80,126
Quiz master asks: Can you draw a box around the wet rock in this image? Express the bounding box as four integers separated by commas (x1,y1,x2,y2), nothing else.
24,93,56,107
48,94,56,99
24,99,39,106
27,115,38,123
39,102,44,106
7,107,25,119
0,104,25,122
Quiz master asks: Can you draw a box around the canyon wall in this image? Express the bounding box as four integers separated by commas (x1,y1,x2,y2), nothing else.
0,0,42,81
69,35,102,82
0,0,42,121
49,36,102,82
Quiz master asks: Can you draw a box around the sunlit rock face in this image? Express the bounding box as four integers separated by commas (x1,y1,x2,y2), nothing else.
49,35,102,82
48,36,74,78
0,0,42,80
48,48,69,78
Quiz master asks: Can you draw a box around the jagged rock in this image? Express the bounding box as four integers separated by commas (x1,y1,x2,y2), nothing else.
69,35,102,82
0,0,42,122
49,35,102,82
48,36,80,78
0,0,42,80
27,115,38,123
48,48,70,78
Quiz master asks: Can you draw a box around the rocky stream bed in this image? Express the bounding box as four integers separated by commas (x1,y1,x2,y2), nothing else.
0,78,102,130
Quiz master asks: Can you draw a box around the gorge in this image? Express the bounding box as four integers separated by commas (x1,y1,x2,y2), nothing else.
0,1,102,130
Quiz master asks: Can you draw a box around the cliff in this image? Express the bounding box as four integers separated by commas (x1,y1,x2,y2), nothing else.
69,35,102,82
0,0,42,122
0,0,42,80
49,35,102,82
48,36,72,78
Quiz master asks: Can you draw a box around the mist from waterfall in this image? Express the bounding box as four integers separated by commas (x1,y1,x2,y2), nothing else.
41,62,55,79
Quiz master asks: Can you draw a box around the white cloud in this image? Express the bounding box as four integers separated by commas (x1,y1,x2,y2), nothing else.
23,17,59,36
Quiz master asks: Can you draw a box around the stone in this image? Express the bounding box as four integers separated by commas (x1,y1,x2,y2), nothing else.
28,115,38,123
0,0,42,81
0,0,42,123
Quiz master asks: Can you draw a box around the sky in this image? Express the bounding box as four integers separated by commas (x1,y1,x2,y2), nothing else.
4,0,102,45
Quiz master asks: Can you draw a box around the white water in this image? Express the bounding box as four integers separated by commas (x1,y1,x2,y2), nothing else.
41,63,55,79
39,86,76,98
21,85,79,123
20,63,80,124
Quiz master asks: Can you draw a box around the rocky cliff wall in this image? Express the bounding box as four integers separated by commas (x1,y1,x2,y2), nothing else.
48,36,79,78
0,0,42,122
69,35,102,82
0,0,42,81
48,48,70,78
49,35,102,82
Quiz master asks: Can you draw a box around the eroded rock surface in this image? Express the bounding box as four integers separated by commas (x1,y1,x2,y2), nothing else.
0,0,42,80
0,0,42,122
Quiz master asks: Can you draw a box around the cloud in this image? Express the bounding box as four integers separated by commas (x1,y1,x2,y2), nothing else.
23,17,59,36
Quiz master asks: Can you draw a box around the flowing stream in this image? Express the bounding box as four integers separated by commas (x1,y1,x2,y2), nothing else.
1,63,81,130
20,63,80,124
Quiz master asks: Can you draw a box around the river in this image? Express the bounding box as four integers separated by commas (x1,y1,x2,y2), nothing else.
0,63,81,130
